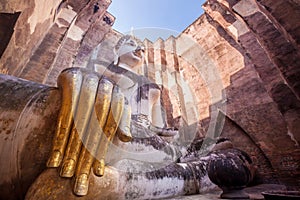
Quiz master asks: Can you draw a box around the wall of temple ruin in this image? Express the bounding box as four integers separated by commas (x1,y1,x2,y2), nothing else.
182,0,300,188
0,0,299,189
0,0,114,86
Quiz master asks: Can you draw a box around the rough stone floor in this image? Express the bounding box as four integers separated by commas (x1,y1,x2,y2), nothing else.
167,184,286,200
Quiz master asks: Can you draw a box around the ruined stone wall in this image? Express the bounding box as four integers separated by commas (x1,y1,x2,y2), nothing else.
0,0,61,76
0,0,114,86
182,0,300,188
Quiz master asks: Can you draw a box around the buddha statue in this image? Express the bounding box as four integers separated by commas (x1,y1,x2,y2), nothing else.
0,35,220,200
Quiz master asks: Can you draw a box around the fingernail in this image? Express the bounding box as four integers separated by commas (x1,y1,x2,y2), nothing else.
74,174,89,196
47,150,61,167
94,159,105,176
60,159,75,177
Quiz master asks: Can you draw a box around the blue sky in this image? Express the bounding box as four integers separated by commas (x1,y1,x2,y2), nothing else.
108,0,206,41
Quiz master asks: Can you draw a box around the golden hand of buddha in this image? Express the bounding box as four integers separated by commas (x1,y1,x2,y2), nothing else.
46,67,132,196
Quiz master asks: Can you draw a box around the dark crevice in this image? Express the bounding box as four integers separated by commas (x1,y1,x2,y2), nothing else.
0,12,21,58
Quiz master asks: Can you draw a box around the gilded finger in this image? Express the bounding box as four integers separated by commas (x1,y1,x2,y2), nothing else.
117,102,132,142
47,68,83,167
93,86,124,176
59,127,81,177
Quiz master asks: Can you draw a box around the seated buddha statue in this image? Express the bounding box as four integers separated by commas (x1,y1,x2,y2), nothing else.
0,35,219,200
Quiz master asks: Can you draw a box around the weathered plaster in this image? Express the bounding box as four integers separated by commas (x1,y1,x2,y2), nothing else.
27,0,61,34
232,0,259,17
